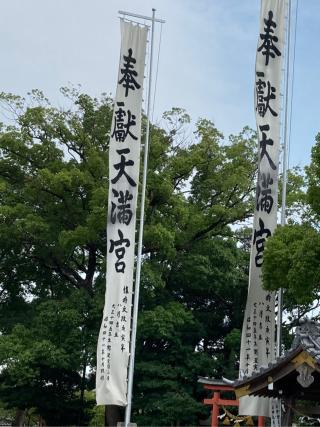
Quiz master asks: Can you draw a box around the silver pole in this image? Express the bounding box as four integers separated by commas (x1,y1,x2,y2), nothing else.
277,0,291,359
118,9,165,24
124,8,156,427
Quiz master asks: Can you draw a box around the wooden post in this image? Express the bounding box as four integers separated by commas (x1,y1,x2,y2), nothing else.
211,391,220,427
258,416,264,427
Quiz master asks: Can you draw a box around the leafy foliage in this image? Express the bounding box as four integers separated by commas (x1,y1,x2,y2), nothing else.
0,89,258,425
263,132,320,328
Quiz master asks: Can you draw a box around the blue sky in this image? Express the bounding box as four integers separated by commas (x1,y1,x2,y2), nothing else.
0,0,317,168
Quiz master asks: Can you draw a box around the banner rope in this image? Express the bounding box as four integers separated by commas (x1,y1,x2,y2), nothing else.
287,0,299,172
151,21,163,123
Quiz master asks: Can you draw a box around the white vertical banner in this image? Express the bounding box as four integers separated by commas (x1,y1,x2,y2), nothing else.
239,0,286,417
96,21,148,406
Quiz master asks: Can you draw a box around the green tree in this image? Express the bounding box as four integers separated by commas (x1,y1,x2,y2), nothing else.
0,89,258,425
132,114,257,425
262,133,320,329
0,89,111,425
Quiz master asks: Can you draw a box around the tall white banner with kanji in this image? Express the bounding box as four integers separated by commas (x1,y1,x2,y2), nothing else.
96,21,148,406
239,0,285,417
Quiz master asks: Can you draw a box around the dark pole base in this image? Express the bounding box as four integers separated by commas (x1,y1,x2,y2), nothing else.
105,405,125,427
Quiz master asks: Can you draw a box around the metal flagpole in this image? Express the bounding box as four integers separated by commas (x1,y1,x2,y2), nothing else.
277,0,291,359
124,8,157,427
274,4,292,424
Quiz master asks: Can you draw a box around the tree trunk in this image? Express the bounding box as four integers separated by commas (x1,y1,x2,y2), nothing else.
105,405,124,427
12,409,25,427
78,351,87,426
38,415,46,426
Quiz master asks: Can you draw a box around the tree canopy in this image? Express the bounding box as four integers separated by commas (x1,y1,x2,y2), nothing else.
263,133,320,322
0,88,259,425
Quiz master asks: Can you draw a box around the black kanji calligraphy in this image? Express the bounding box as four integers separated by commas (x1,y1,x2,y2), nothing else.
111,189,133,225
111,148,136,187
259,124,276,170
253,217,271,267
256,72,277,117
258,11,281,65
111,102,138,142
109,229,130,273
257,172,274,213
119,48,141,97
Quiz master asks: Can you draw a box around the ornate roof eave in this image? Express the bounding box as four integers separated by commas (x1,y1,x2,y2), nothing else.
235,346,320,398
234,318,320,399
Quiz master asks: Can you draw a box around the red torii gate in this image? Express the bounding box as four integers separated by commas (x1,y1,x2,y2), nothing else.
198,378,264,427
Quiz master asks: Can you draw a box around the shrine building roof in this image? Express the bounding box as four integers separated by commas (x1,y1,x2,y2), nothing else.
233,318,320,400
